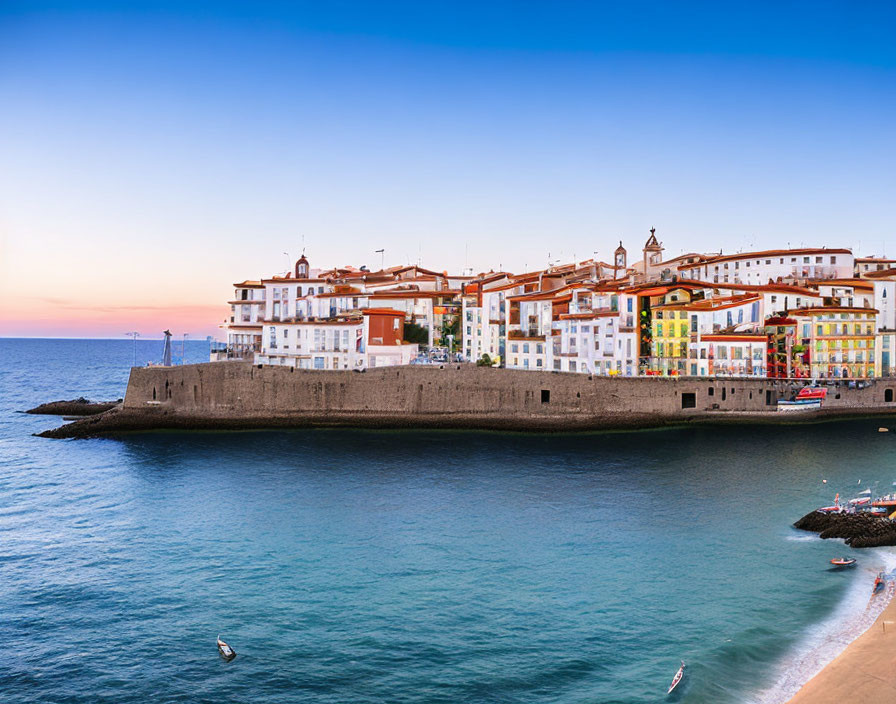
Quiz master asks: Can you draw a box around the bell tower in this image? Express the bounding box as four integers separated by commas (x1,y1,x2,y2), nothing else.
614,240,627,278
295,253,310,279
643,227,664,274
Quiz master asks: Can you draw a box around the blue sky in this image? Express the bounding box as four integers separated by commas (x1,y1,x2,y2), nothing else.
1,1,894,335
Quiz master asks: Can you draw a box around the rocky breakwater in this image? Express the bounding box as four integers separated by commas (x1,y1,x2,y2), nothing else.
26,398,121,416
794,510,896,548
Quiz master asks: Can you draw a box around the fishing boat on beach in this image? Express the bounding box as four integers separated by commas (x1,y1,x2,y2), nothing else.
217,635,236,661
667,661,685,695
830,557,856,568
872,573,885,595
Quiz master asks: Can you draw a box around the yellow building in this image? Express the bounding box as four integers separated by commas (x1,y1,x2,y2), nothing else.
650,290,694,375
795,307,878,379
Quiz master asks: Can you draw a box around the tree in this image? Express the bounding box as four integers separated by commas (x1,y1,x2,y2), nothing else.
476,353,493,367
440,315,460,349
403,321,429,345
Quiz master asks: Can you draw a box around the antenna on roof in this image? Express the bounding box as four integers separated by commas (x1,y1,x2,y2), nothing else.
124,331,139,367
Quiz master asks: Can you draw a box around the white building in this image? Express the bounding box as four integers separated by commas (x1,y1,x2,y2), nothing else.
679,248,854,285
869,272,896,377
552,286,639,375
213,281,266,360
256,308,418,370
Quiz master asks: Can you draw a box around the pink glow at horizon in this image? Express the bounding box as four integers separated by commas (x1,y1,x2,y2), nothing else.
0,299,230,339
0,303,227,339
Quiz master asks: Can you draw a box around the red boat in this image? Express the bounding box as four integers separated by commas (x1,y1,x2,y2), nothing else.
830,558,856,567
873,573,885,595
667,661,685,695
818,493,844,514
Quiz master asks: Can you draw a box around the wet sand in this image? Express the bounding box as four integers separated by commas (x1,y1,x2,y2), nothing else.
787,583,896,703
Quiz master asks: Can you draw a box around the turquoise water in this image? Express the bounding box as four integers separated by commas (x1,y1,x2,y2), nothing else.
2,338,896,703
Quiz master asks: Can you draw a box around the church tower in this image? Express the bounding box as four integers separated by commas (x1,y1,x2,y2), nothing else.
642,227,664,274
614,241,627,278
295,253,310,279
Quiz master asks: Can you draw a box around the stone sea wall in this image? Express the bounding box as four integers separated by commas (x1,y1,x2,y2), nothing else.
38,361,896,438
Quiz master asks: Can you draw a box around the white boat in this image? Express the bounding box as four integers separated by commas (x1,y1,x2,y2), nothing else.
667,661,685,695
777,399,822,412
217,635,236,661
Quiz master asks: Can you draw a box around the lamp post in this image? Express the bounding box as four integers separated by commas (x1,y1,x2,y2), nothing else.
182,333,188,365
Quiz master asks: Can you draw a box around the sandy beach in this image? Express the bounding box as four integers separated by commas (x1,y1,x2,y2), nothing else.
786,582,896,703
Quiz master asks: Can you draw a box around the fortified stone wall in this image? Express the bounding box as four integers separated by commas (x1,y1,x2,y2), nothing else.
39,362,896,437
117,362,895,431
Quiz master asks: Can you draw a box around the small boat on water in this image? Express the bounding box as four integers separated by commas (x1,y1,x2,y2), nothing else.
818,493,844,514
873,573,885,595
667,661,685,695
217,635,236,661
830,557,857,568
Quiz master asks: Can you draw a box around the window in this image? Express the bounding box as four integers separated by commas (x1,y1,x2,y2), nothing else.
541,389,550,403
681,392,696,409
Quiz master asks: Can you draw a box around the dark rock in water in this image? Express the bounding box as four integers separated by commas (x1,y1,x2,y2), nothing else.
26,399,121,416
794,510,896,548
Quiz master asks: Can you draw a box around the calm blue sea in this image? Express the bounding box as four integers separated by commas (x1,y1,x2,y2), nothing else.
2,338,895,703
